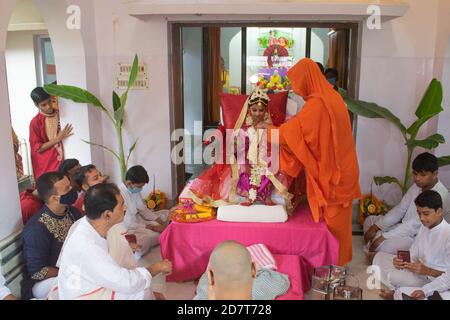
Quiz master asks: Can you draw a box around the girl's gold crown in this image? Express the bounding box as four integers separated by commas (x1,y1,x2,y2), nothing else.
249,87,270,107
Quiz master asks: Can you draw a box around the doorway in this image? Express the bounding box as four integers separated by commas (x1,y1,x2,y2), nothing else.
170,22,359,196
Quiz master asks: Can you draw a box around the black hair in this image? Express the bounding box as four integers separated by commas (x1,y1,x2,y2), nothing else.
412,152,438,173
59,159,80,175
84,183,121,220
125,165,149,184
324,68,339,80
30,87,51,105
415,190,443,210
74,164,97,188
36,171,66,203
316,62,325,74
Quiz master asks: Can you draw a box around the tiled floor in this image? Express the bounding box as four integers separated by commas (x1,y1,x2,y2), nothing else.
138,235,383,300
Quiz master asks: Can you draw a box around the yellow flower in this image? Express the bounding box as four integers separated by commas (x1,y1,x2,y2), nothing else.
367,204,377,214
147,200,156,209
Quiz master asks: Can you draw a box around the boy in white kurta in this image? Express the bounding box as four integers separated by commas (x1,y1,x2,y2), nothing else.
364,153,450,255
120,165,169,258
373,190,450,300
57,183,172,300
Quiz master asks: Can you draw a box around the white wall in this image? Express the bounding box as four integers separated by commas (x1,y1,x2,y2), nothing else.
6,30,47,175
221,27,241,91
436,36,450,185
357,0,450,205
92,0,174,197
293,28,307,63
182,27,203,165
435,0,450,186
0,0,23,240
311,28,329,67
228,31,242,90
0,0,96,240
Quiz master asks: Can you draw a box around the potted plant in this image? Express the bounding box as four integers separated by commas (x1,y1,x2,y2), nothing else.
344,79,450,195
44,55,140,182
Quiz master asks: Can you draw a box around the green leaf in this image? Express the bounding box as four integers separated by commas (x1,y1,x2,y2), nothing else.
415,79,443,119
44,84,107,114
408,134,445,149
113,91,121,112
119,91,128,114
406,112,439,138
81,139,120,161
345,98,407,135
438,156,450,167
373,176,402,188
126,139,138,167
128,54,139,91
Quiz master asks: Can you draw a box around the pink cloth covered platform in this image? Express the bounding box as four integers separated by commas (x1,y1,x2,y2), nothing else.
160,205,339,298
273,254,303,300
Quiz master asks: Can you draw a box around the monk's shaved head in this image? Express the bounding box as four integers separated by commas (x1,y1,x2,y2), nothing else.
208,241,254,295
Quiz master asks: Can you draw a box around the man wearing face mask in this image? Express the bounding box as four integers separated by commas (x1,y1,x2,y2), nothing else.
120,165,169,259
29,87,74,180
324,68,347,98
21,172,82,300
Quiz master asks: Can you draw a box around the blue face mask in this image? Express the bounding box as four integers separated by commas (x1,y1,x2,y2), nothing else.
327,77,337,86
128,187,143,194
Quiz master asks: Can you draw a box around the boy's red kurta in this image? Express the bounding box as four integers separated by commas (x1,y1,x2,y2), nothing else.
29,113,63,180
274,58,361,265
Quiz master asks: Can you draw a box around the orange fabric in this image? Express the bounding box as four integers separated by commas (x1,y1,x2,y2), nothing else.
271,58,361,264
324,205,353,266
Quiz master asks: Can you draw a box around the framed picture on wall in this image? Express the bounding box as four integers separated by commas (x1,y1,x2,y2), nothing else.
229,86,241,95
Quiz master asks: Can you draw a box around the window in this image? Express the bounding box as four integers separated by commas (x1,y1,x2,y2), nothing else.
35,35,56,86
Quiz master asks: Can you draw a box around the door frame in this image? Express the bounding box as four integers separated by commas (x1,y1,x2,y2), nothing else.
168,21,360,196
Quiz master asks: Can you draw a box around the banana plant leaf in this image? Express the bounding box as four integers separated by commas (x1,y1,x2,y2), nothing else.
406,112,440,137
415,79,443,119
407,134,445,149
438,156,450,168
345,98,407,136
44,84,108,114
116,55,139,126
113,91,121,112
126,139,138,168
373,176,402,188
81,139,120,161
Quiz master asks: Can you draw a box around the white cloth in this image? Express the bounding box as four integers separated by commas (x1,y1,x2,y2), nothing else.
57,217,152,300
120,184,168,255
373,219,450,292
373,252,429,290
363,215,414,254
32,277,57,299
58,221,136,269
247,244,278,270
120,184,160,231
375,181,450,240
0,274,12,300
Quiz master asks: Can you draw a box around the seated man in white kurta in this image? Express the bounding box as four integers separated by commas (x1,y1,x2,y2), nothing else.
57,183,172,300
373,190,450,300
364,153,450,256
